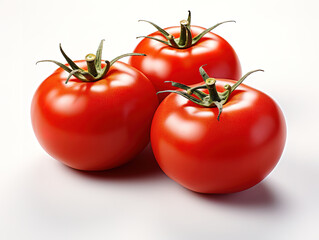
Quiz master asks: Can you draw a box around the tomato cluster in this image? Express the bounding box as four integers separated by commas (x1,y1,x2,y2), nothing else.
32,11,286,193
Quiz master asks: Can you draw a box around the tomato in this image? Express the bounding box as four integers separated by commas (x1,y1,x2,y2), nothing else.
151,67,286,194
31,41,158,171
129,11,241,101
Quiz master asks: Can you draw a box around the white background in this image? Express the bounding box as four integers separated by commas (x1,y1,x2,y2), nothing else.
1,0,318,239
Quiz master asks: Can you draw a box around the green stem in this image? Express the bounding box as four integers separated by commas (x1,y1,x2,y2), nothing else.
206,78,221,102
37,40,146,83
85,54,98,77
186,84,207,97
184,24,193,48
186,10,191,27
178,20,188,46
138,11,235,49
230,69,264,92
167,35,179,48
157,65,264,121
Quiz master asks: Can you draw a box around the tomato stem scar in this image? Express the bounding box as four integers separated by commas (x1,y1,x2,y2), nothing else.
36,40,146,84
158,66,264,121
138,10,236,49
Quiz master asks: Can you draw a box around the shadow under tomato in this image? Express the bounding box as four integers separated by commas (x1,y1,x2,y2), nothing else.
67,143,165,182
190,181,282,210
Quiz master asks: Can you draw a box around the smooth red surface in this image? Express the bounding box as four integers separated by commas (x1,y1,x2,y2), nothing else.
31,61,158,171
129,26,242,101
151,79,286,194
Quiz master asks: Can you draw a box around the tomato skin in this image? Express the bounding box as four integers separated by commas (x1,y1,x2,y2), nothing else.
31,61,158,171
151,79,286,194
129,26,241,101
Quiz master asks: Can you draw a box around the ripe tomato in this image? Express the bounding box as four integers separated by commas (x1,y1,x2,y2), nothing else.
129,11,241,101
151,68,286,193
31,41,158,171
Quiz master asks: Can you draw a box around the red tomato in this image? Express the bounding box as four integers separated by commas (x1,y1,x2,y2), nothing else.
151,76,286,194
32,54,158,170
129,12,241,102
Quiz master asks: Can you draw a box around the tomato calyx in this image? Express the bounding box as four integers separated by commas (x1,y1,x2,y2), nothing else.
137,11,235,49
37,39,146,84
158,66,264,120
